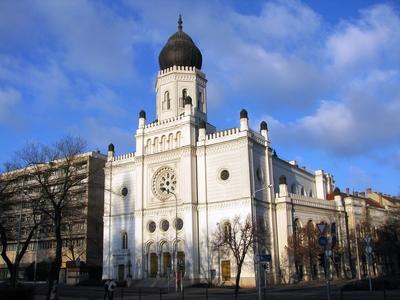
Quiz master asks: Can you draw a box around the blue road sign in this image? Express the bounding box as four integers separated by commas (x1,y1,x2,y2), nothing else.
259,254,272,262
319,236,328,247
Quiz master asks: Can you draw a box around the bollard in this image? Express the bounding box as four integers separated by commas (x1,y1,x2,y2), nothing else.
121,287,124,300
206,287,208,300
383,288,387,300
182,287,184,300
263,287,266,300
139,287,142,300
340,288,343,300
160,287,162,300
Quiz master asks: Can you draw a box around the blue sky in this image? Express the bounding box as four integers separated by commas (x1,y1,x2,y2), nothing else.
0,0,399,196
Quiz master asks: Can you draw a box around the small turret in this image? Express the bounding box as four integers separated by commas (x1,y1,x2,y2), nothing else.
139,110,146,128
239,109,249,131
107,143,115,161
260,121,269,141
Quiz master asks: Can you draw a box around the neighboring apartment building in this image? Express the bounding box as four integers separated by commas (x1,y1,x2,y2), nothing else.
0,151,106,284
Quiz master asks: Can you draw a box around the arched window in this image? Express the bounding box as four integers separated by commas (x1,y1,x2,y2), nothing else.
181,89,187,107
301,186,305,196
279,175,287,185
223,222,232,242
121,231,128,249
309,190,313,197
146,139,152,154
176,131,181,147
291,183,297,194
198,91,203,112
168,133,174,149
164,91,170,110
153,137,159,153
160,135,166,151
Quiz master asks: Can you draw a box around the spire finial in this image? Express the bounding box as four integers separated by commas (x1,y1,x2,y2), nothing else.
178,14,183,31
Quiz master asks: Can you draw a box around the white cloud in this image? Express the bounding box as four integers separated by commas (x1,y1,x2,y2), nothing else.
31,0,139,81
0,87,22,127
326,4,400,71
232,0,321,51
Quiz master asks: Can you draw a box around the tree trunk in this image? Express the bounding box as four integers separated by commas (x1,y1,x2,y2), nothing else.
1,225,17,287
47,210,62,300
234,264,242,294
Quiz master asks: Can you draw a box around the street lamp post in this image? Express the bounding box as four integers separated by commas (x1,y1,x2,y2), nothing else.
251,185,272,300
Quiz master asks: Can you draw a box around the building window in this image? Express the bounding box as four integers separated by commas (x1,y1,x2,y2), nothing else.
291,184,297,194
148,221,156,233
121,231,128,249
121,187,128,197
198,91,203,111
174,218,184,230
161,220,169,232
220,169,230,181
163,91,170,110
256,168,264,183
180,89,187,107
223,222,232,241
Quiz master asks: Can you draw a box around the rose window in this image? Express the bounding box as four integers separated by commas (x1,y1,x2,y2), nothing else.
152,167,177,200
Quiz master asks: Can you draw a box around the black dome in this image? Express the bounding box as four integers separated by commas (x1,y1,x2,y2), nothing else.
159,15,202,70
260,121,268,131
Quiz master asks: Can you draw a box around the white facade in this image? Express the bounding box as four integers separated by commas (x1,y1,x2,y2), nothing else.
102,20,396,286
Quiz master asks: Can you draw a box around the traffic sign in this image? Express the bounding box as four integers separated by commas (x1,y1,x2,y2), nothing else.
317,223,326,234
319,236,327,247
258,254,272,262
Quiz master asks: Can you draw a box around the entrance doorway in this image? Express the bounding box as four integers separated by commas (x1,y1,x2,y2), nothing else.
177,251,185,275
118,264,124,282
163,253,171,276
221,260,231,281
150,253,158,277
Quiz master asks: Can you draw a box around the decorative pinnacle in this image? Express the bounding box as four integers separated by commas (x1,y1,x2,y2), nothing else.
178,14,183,31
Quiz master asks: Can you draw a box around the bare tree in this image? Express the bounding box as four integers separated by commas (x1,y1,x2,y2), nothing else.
62,221,86,263
211,214,257,294
375,208,400,275
16,135,88,300
0,164,44,287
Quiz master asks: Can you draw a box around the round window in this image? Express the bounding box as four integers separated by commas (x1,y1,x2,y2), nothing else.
121,187,128,196
152,167,177,200
220,169,230,181
148,221,156,233
174,218,184,230
161,220,169,232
